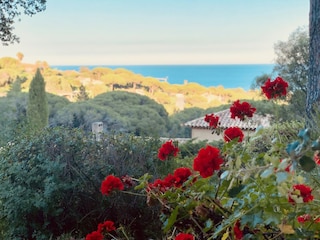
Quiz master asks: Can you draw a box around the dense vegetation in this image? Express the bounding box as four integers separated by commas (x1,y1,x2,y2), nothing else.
0,57,261,114
0,57,288,145
0,56,307,239
0,127,177,239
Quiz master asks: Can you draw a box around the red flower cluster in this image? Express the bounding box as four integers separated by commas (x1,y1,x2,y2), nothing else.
233,220,244,240
297,214,311,223
100,175,124,196
86,231,103,240
288,184,314,204
261,76,289,100
175,233,195,240
193,145,224,178
148,167,193,192
314,151,320,165
204,113,220,128
224,127,244,143
230,100,256,120
86,220,116,240
158,140,179,161
173,167,193,187
98,220,116,233
297,214,320,224
121,175,134,187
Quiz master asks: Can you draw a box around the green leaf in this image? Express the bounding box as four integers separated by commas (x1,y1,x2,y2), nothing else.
204,219,213,232
276,172,288,183
299,155,316,172
228,184,244,197
241,213,264,228
297,128,310,143
260,167,273,178
163,206,179,233
220,170,229,180
286,141,299,155
311,140,320,150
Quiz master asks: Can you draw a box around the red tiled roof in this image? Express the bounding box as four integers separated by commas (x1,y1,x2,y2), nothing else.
184,109,270,130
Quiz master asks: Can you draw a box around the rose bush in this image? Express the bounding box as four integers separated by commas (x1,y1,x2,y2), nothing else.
89,77,319,239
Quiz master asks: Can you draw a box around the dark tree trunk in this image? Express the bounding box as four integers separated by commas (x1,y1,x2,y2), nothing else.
306,0,320,121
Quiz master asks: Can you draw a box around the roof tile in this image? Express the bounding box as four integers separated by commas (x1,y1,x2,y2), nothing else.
184,109,270,130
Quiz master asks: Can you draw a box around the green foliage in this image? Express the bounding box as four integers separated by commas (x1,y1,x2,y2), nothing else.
7,75,26,96
91,91,169,136
47,93,71,120
0,127,172,239
138,122,320,239
0,57,263,115
51,101,126,131
26,69,49,132
253,27,309,121
1,1,46,45
167,107,204,138
75,84,90,101
0,92,28,146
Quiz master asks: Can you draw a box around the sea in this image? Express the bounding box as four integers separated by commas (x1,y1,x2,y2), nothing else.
51,64,275,90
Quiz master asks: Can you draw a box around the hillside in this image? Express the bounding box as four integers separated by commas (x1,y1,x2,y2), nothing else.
0,57,262,114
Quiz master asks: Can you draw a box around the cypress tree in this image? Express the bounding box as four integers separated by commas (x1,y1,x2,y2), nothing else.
27,68,48,131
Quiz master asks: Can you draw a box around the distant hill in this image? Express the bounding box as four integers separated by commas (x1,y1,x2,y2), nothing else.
0,57,262,114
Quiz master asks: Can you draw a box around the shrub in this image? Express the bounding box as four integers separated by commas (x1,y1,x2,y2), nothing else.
0,127,176,239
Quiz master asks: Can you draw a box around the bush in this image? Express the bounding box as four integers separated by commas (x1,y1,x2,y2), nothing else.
0,127,176,239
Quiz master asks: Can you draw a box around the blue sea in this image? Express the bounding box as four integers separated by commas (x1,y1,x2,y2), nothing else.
51,64,275,90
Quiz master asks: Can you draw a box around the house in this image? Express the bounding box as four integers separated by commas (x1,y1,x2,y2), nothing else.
184,109,271,142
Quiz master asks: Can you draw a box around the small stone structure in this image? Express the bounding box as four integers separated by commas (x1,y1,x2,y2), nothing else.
92,122,103,141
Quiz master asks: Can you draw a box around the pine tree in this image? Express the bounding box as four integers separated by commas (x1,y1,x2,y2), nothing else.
27,68,48,132
76,84,90,101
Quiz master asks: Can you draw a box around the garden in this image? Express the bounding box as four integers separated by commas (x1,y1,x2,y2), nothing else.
0,76,319,239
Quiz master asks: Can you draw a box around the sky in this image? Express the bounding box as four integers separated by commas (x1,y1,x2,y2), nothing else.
0,0,309,65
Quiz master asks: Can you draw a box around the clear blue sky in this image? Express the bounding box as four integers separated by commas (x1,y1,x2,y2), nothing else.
0,0,309,65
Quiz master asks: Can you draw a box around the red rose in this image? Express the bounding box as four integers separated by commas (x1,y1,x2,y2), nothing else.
204,113,220,128
173,167,192,187
224,127,244,143
288,184,314,204
233,220,244,240
175,233,195,240
97,220,116,233
158,140,179,161
121,175,134,187
314,151,320,165
230,100,256,120
193,145,224,178
261,76,289,100
297,214,311,223
147,176,174,193
100,175,124,196
85,231,103,240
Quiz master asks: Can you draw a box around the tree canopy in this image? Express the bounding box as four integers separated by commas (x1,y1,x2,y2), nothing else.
1,0,46,45
252,26,309,120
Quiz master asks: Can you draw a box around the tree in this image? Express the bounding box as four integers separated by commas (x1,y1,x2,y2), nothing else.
76,84,90,101
1,0,47,45
306,0,320,120
252,27,309,120
27,68,48,131
274,27,309,93
7,75,26,96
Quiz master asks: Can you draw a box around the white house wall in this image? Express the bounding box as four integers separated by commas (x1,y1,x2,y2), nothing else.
191,128,254,142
